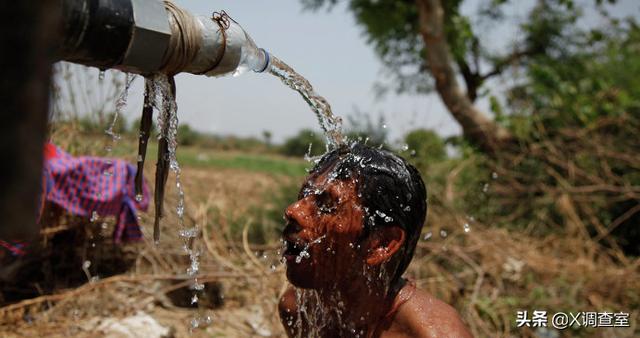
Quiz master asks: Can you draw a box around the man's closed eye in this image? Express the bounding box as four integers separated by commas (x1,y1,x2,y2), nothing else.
316,191,337,214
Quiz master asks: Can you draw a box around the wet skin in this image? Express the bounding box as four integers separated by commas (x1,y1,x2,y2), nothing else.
280,172,473,337
282,171,366,290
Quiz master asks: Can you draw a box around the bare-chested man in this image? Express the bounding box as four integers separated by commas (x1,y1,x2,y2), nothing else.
279,143,473,338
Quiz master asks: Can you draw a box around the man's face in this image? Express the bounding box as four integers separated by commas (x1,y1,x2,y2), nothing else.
282,170,367,289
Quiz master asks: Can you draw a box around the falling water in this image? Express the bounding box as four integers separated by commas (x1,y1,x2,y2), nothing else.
83,72,135,282
153,74,206,329
268,56,344,148
104,73,135,158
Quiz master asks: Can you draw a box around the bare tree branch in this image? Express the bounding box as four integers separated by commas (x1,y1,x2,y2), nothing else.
480,47,543,82
416,0,513,155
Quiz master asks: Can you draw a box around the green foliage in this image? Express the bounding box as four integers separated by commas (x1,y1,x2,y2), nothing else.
279,129,326,157
402,129,446,170
177,124,200,146
302,0,629,98
507,21,640,131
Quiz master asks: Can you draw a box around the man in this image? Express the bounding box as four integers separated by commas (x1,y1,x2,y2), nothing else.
279,143,472,337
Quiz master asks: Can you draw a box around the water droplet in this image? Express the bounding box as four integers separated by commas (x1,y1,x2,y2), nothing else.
491,172,498,179
401,144,409,151
135,194,143,202
439,230,448,238
463,223,471,233
179,227,198,238
482,183,489,193
101,222,108,230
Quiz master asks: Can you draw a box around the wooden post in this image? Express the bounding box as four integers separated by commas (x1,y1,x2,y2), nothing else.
0,2,60,239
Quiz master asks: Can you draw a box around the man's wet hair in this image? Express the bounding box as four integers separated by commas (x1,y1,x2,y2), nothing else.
306,143,427,282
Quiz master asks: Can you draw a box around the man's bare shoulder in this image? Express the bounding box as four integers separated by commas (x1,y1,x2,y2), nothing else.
278,286,298,338
393,288,473,338
279,286,298,314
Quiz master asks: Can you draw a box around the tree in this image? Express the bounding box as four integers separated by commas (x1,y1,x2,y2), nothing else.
300,0,628,154
262,130,273,147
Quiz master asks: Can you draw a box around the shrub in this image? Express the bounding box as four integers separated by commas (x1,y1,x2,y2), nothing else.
279,129,326,157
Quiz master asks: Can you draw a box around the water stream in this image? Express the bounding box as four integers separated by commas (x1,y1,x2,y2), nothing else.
268,56,345,148
153,74,207,330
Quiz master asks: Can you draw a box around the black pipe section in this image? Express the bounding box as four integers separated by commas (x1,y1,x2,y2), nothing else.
59,0,134,69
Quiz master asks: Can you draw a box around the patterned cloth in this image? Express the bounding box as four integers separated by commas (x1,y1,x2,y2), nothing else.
0,143,150,256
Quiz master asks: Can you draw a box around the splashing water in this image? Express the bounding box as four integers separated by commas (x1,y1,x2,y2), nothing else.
294,235,326,264
268,56,344,148
104,73,134,159
423,231,432,240
153,74,208,327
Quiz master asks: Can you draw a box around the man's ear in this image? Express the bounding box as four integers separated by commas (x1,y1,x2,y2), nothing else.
365,226,406,266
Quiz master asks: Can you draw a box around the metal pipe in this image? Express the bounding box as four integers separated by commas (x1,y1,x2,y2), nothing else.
57,0,270,76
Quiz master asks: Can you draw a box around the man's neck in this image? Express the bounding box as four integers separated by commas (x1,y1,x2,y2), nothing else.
302,276,404,336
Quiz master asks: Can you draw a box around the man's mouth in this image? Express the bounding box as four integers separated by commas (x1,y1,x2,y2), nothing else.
284,239,304,257
283,222,309,261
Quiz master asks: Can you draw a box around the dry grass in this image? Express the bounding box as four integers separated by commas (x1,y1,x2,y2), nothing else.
413,203,639,337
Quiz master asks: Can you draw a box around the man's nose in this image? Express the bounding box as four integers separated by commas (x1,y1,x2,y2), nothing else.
284,197,313,227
